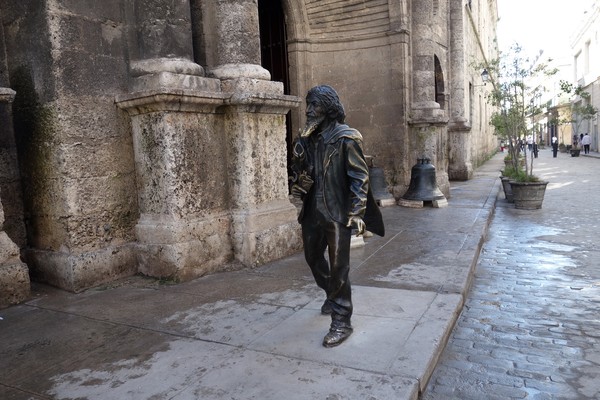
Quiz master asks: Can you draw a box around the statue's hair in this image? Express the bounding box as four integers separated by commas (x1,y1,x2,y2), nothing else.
307,85,346,123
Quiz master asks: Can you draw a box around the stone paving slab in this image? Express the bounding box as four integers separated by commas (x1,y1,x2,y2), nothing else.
171,348,418,400
0,153,505,400
351,230,480,294
248,286,444,371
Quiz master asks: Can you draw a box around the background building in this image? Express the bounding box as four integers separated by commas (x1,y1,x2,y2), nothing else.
0,0,498,303
543,1,600,151
570,0,600,150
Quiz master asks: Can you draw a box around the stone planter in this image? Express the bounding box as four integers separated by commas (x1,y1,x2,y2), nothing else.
500,176,514,203
509,181,548,210
570,149,581,157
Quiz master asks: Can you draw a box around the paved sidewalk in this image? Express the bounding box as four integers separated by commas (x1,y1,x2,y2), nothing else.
0,153,504,400
581,150,600,158
422,147,600,399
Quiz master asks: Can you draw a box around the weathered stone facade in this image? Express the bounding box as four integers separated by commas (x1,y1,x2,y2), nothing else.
0,88,29,307
0,0,497,298
447,0,498,180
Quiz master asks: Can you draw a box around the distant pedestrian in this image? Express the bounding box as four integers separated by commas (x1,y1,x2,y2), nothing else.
527,135,533,151
581,133,591,154
551,136,558,158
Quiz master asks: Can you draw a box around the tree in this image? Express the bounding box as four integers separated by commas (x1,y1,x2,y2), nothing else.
484,44,556,181
558,80,598,148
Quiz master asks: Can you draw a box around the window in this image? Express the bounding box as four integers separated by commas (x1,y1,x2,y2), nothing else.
584,40,590,75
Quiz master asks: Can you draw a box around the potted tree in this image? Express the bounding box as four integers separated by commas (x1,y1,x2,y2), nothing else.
558,142,567,153
485,44,552,209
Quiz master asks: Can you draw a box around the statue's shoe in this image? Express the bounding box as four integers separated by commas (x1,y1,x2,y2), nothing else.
322,326,353,347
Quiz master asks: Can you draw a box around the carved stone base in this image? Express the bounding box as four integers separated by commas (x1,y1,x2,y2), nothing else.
24,245,136,293
0,262,29,308
378,198,398,207
230,201,302,267
397,198,448,208
135,213,235,281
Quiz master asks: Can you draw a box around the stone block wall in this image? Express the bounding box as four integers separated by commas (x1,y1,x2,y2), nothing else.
310,40,406,170
4,0,138,291
447,1,499,180
289,0,412,197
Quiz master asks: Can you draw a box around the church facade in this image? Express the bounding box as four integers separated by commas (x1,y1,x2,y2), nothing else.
0,0,498,304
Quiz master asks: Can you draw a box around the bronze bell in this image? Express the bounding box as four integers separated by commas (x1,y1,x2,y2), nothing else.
401,158,445,202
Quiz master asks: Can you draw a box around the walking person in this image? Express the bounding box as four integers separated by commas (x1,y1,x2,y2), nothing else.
551,136,558,158
527,135,533,152
581,133,591,154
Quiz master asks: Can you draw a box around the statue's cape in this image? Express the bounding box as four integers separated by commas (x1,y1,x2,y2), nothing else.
364,189,385,237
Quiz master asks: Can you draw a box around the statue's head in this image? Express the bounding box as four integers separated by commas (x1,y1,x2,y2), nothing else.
302,85,345,137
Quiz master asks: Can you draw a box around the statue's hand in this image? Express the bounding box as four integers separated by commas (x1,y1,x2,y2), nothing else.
347,216,366,236
291,184,307,198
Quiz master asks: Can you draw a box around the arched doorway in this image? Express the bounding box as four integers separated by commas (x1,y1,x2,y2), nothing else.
258,0,293,176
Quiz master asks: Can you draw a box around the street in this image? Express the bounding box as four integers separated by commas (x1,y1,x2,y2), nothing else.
422,148,600,399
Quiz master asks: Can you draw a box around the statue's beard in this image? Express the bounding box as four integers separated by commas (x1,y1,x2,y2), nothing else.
301,115,325,138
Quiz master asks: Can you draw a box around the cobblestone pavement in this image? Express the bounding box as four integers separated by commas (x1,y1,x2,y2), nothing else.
421,149,600,399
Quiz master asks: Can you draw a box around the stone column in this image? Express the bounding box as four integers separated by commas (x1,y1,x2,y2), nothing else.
0,88,30,308
410,2,445,123
116,90,232,280
447,1,473,180
120,0,230,280
202,0,270,81
205,0,302,266
0,8,26,248
408,1,450,197
119,0,301,279
129,0,206,92
223,91,302,267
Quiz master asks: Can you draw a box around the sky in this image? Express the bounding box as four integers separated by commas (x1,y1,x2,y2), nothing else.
497,0,596,60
